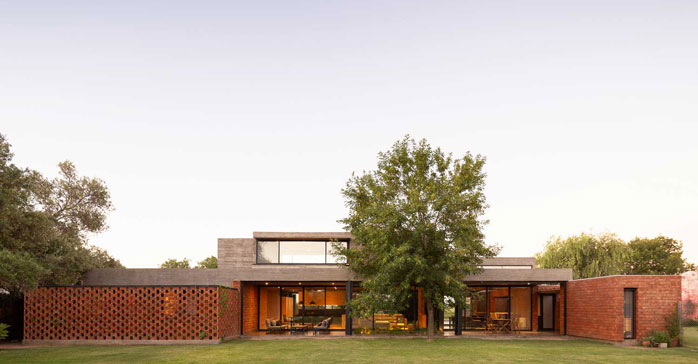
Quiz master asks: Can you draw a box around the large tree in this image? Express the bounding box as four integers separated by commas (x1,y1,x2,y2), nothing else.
0,134,121,296
625,236,695,275
338,136,497,340
536,233,629,279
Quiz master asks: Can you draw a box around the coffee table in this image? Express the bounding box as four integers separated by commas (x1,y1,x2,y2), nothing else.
290,324,312,333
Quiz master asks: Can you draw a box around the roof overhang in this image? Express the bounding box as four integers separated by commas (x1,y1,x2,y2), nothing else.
253,232,353,241
464,268,573,283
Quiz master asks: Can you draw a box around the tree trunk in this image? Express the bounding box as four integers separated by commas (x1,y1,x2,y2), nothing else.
426,296,434,342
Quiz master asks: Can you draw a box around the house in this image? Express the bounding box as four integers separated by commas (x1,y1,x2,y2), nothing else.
23,232,682,344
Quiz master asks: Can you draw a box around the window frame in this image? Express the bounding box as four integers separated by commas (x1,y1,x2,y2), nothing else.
255,239,350,265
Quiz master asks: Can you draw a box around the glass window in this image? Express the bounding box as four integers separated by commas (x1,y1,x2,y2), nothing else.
326,286,346,329
279,241,326,263
464,287,487,330
489,287,509,320
282,287,302,325
510,287,531,330
257,241,279,263
326,241,348,263
302,287,326,325
624,289,635,339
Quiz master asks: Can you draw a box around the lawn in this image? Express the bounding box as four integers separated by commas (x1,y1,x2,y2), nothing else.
1,337,697,364
684,327,698,348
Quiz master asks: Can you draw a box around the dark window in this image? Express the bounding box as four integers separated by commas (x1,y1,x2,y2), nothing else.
624,289,635,339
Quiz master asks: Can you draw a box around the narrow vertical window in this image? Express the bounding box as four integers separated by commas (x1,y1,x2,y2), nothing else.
623,289,635,339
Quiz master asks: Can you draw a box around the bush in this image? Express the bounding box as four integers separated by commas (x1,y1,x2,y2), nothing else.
664,308,681,338
0,323,9,341
645,329,670,346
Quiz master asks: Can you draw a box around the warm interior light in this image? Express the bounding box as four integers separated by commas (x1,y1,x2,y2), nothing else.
265,282,268,285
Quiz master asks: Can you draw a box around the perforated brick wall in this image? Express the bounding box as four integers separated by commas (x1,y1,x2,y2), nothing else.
567,276,681,341
24,286,239,343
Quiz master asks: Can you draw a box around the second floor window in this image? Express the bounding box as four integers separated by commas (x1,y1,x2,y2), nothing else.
256,240,348,264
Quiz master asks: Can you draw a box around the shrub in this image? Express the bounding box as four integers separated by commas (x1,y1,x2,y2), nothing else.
646,329,671,346
0,323,9,341
664,307,681,338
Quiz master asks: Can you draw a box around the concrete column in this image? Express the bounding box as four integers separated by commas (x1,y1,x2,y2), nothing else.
345,281,353,335
455,304,462,335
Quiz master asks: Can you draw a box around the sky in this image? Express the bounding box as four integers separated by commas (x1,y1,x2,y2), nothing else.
2,1,697,268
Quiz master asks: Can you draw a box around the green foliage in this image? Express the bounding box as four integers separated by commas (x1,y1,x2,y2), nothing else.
160,258,191,269
536,232,695,278
665,307,681,339
196,256,218,269
626,236,695,275
0,134,121,296
338,136,497,338
0,250,45,293
0,323,9,341
536,233,629,279
645,329,671,345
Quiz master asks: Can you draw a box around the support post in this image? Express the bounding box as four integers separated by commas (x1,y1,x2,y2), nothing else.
455,303,462,335
563,281,567,336
239,281,244,336
345,281,353,336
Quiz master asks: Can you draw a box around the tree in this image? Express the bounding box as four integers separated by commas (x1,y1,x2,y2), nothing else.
0,134,121,296
625,236,695,275
535,233,629,279
160,258,191,269
338,136,497,340
196,256,217,269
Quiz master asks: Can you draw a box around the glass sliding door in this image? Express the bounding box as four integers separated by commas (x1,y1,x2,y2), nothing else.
540,294,555,330
325,286,346,329
281,287,302,325
302,287,326,325
461,286,533,331
464,287,487,330
488,287,509,321
624,289,635,339
510,287,532,330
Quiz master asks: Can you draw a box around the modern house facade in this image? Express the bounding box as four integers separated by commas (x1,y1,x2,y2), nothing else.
23,232,684,344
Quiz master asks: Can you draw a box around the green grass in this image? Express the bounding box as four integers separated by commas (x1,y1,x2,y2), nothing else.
1,337,697,364
684,327,698,348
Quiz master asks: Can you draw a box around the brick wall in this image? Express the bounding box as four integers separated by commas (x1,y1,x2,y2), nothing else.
236,282,258,334
24,286,240,344
219,287,241,339
567,276,681,342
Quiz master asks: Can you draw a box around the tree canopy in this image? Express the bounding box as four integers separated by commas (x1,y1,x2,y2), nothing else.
536,232,694,278
338,136,497,339
535,233,628,279
160,258,191,269
159,256,217,269
0,134,122,296
195,256,218,269
625,236,694,275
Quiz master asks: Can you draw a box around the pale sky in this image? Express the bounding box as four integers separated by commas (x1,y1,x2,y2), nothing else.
2,1,697,268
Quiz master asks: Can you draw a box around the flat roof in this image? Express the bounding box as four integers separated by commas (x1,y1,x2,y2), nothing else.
465,268,573,283
253,232,354,240
481,257,535,266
